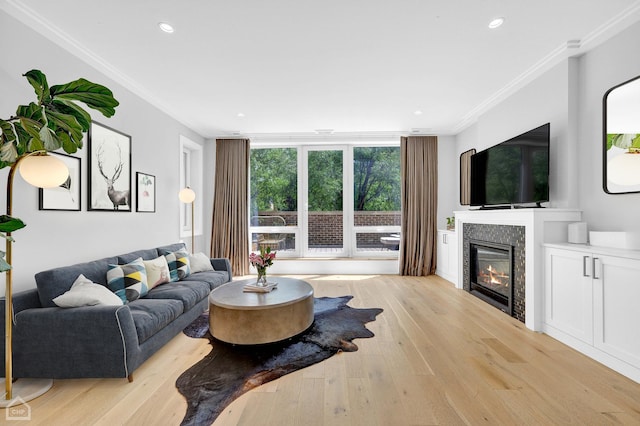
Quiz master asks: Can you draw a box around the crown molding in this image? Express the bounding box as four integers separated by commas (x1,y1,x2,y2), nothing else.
451,1,640,135
0,0,206,138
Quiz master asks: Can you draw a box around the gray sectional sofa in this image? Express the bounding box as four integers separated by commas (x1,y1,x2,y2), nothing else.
0,242,232,380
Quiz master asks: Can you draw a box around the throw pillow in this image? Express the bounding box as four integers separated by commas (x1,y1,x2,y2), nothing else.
188,252,214,273
107,257,148,303
143,255,171,289
53,274,123,308
162,249,191,281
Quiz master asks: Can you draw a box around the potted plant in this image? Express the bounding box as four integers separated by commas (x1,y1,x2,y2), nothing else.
446,216,455,231
0,69,119,270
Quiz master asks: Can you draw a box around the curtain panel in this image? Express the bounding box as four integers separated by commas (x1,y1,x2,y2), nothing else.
399,136,438,276
211,138,250,276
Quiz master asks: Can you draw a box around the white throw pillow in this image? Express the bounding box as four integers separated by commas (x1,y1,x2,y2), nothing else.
189,252,214,273
53,274,124,308
143,255,171,289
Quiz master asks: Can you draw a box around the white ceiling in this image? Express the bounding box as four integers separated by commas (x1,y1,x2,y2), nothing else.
4,0,640,139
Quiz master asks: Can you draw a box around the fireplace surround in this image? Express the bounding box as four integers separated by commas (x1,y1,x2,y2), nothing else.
453,208,582,331
463,223,525,322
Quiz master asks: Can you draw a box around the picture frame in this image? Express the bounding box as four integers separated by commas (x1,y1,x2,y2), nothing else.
39,152,81,211
136,172,156,212
88,122,132,211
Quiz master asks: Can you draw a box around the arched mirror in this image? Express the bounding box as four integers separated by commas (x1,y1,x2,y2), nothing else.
603,74,640,194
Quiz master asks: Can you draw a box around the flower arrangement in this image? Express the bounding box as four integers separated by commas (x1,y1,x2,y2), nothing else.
250,246,277,285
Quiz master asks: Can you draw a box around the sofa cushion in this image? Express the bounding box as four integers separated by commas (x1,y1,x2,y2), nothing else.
52,274,124,308
117,248,159,264
161,249,191,282
107,258,149,303
127,299,184,343
143,256,171,289
189,252,215,273
144,280,211,311
181,270,229,290
35,256,119,308
156,242,187,254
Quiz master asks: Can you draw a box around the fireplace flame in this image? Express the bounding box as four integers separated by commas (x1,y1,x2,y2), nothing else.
478,264,509,287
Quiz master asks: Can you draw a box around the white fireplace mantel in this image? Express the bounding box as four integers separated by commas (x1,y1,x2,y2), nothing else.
454,208,582,331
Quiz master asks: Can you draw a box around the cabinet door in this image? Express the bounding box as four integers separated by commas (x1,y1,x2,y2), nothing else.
544,247,593,344
593,255,640,367
436,231,449,277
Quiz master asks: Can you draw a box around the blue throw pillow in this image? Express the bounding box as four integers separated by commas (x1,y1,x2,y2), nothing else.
161,249,191,281
106,257,148,303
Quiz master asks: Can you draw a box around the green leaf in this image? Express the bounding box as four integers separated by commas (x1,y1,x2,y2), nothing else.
24,70,51,104
51,99,92,132
0,255,11,273
0,215,26,233
45,109,83,145
57,130,77,153
0,141,18,163
39,126,61,151
632,134,640,149
50,78,119,118
0,119,17,143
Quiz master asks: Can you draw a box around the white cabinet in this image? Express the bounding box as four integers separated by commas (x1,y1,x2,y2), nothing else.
436,230,458,284
593,255,640,369
544,247,593,344
544,243,640,383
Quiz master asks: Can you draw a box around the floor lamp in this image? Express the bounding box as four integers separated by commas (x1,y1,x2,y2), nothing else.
179,187,196,254
2,152,69,407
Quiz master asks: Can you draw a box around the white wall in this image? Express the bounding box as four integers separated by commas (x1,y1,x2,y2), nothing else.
453,20,640,233
437,135,457,229
0,11,205,293
577,22,640,232
454,60,576,210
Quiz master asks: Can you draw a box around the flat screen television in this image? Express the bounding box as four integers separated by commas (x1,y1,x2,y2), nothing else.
470,123,550,208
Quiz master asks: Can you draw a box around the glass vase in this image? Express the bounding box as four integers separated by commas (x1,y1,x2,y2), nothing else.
256,267,268,286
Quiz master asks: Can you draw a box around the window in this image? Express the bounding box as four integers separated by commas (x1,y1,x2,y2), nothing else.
249,143,400,258
250,147,299,256
179,136,203,240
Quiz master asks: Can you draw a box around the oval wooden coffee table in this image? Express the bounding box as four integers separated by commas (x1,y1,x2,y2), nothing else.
208,277,314,345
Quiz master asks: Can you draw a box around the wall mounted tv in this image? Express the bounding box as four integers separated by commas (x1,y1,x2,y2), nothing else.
470,123,550,208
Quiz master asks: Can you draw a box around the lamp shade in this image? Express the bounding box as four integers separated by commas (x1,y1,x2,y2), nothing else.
179,187,196,203
608,152,640,185
19,154,69,188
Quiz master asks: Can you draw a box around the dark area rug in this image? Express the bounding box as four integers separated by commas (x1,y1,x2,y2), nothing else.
177,295,383,426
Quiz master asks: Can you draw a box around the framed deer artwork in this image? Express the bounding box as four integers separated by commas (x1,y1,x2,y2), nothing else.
88,122,132,212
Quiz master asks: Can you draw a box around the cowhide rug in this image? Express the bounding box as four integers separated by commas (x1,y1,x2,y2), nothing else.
177,295,383,425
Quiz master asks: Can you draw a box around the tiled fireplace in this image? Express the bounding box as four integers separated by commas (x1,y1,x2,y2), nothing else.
454,208,582,331
463,224,525,322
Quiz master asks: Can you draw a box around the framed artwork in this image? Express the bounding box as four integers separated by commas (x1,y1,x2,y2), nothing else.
136,172,156,212
88,122,132,211
39,152,81,211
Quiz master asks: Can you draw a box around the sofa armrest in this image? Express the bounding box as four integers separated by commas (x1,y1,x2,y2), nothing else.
8,305,142,379
1,289,42,319
210,258,233,282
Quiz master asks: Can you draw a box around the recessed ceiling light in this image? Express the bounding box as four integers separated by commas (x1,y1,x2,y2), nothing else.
488,17,505,29
158,22,175,33
414,110,423,116
237,112,245,118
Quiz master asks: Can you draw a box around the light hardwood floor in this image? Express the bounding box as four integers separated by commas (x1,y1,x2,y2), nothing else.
4,274,640,425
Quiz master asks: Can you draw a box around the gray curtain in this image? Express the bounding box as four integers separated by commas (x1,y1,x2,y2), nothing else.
399,136,438,276
211,138,250,276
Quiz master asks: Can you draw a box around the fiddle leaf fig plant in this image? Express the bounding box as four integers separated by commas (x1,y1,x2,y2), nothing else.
0,69,119,271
